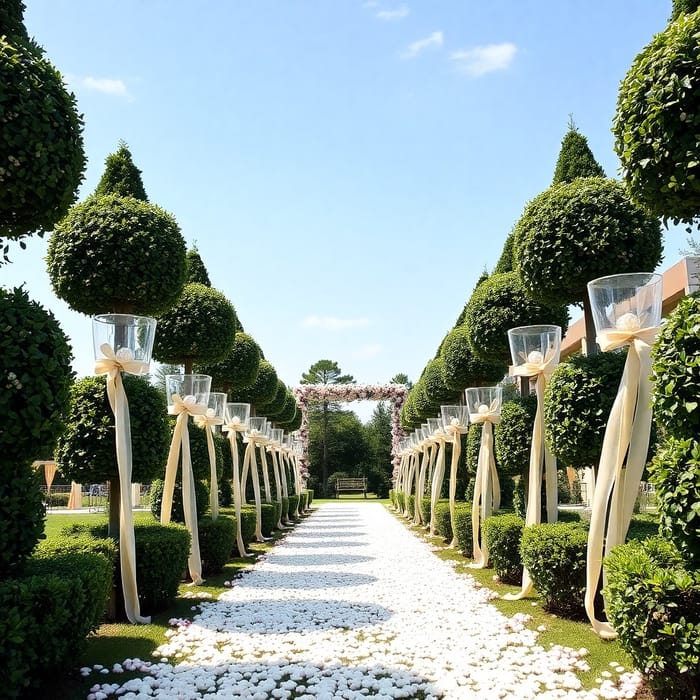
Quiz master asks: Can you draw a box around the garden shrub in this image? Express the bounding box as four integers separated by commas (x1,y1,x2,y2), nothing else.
484,513,524,584
298,491,308,513
407,495,415,518
421,497,432,525
198,516,235,574
0,551,111,698
149,477,210,524
440,324,505,392
452,502,473,556
433,501,453,543
605,537,700,698
280,496,290,523
288,494,300,520
520,522,588,618
306,489,314,507
219,477,232,508
239,505,258,546
495,395,537,477
39,529,118,564
260,502,278,536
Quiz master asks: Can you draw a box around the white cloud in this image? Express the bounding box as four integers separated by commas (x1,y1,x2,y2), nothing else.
377,5,409,20
363,1,378,7
301,315,370,331
353,343,384,358
77,76,132,99
401,31,443,59
449,42,517,77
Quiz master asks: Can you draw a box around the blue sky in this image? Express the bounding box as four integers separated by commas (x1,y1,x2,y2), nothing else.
3,1,685,422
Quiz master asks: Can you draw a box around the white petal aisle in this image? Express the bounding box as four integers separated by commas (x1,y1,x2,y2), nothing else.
88,503,641,699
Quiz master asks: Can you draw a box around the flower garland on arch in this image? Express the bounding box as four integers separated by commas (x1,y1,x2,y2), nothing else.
292,383,408,477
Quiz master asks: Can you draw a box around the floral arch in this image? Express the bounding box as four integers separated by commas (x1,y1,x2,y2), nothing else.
292,383,408,477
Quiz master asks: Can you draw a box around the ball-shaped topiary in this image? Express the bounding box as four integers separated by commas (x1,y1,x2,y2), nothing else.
259,379,287,418
188,420,224,482
153,283,237,370
441,325,506,391
196,331,260,394
614,9,700,225
0,36,85,247
279,407,302,432
495,394,538,477
651,293,700,439
148,477,210,524
47,194,186,315
514,178,663,308
229,359,278,406
465,272,570,365
0,286,74,464
400,392,420,431
422,357,459,405
544,352,627,469
412,379,439,420
55,375,170,484
273,392,298,425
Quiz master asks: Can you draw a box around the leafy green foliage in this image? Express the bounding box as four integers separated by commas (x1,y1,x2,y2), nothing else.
272,391,298,425
465,272,569,364
0,35,85,252
55,375,170,484
229,359,278,406
189,420,223,481
440,325,506,391
300,359,354,385
552,125,605,185
48,193,186,315
411,379,439,420
198,516,235,574
93,142,148,201
148,477,210,523
433,500,453,543
259,379,287,417
185,247,211,286
452,502,473,556
0,0,29,42
614,10,700,225
520,522,588,618
484,513,524,584
466,423,482,476
544,352,626,468
671,0,700,19
0,286,74,463
422,357,459,405
0,462,46,577
399,392,420,431
495,394,537,477
0,551,112,698
651,437,700,567
153,283,238,368
196,330,259,394
652,293,700,438
260,502,279,537
605,537,700,697
514,178,663,307
277,406,302,431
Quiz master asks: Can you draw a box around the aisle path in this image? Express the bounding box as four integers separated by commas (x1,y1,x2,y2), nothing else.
91,503,635,699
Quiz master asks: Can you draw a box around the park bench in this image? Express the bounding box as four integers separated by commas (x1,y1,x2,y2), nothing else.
335,477,367,498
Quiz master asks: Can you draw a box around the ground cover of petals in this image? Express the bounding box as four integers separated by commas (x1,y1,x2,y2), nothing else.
86,503,642,700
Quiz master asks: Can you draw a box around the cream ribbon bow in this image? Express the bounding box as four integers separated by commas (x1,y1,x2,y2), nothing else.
222,418,250,557
469,403,502,567
444,419,470,548
94,344,150,624
505,348,559,600
194,410,224,520
241,431,267,542
162,394,208,585
585,326,659,639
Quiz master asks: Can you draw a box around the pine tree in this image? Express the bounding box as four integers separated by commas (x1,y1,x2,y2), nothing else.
94,141,148,201
552,119,605,185
186,246,212,286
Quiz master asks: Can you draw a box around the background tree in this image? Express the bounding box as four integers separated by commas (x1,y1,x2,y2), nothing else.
153,283,238,374
390,372,412,389
614,1,700,229
0,0,85,261
300,359,354,495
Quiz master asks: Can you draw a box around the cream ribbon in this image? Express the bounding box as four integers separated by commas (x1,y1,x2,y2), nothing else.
162,393,207,585
222,420,250,557
258,443,273,504
468,408,501,567
394,453,407,509
404,451,418,519
268,447,286,529
585,327,658,639
415,442,434,525
242,433,266,541
504,351,558,600
444,422,470,548
94,344,150,624
279,449,291,522
193,411,224,520
429,436,447,536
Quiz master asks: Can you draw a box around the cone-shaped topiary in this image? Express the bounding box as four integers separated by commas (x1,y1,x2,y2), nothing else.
196,331,260,395
493,232,516,274
464,272,569,365
55,375,171,485
441,325,506,391
93,141,148,201
185,246,212,286
614,7,700,225
153,283,238,374
1,1,85,255
552,122,605,185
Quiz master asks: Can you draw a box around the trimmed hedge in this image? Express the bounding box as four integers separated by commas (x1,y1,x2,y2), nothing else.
0,551,112,698
298,491,308,513
149,477,210,524
288,494,300,520
198,516,236,574
407,494,415,518
452,502,473,556
484,513,524,584
306,489,314,507
605,537,700,698
421,497,432,525
433,500,453,543
239,506,258,546
520,522,588,619
260,502,278,537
